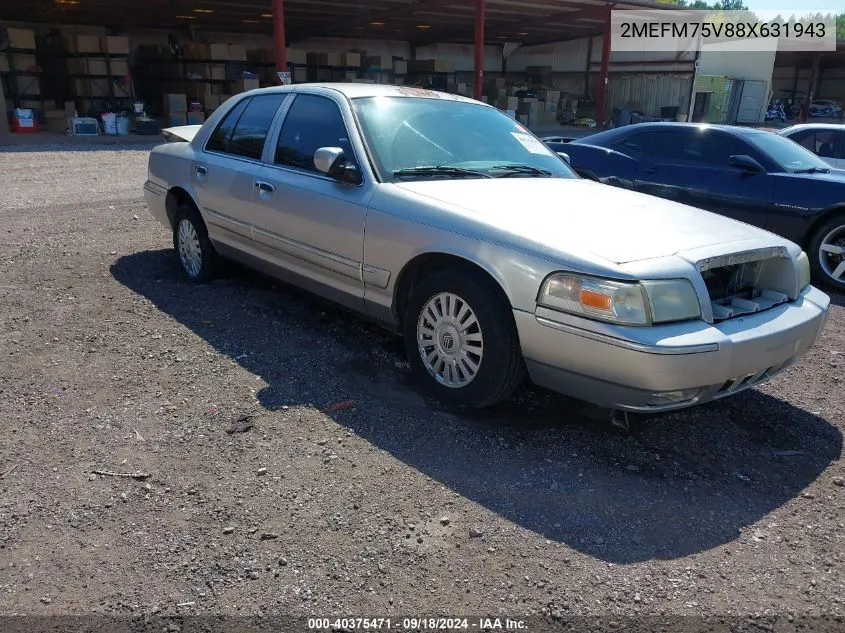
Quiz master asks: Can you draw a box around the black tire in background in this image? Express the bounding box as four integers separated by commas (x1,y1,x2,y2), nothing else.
402,267,526,409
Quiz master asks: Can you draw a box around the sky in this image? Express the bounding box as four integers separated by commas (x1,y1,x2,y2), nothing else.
741,0,841,15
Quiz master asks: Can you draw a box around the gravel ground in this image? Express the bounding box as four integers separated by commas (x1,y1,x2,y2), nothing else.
1,142,844,631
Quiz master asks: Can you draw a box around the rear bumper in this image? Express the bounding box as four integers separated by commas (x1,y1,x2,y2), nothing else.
515,285,830,412
143,180,170,229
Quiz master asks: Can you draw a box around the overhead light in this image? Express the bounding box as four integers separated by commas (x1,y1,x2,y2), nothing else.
243,19,259,23
176,15,196,19
416,24,431,29
261,13,273,18
55,0,80,5
193,8,214,13
371,21,386,26
517,32,528,35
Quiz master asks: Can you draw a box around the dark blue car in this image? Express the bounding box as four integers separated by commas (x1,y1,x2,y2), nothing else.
546,122,845,291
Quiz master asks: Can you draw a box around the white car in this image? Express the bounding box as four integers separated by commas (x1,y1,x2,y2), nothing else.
778,123,845,169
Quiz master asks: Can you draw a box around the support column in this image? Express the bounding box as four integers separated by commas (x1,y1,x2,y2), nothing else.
595,4,612,126
273,0,288,76
801,51,821,122
474,0,485,101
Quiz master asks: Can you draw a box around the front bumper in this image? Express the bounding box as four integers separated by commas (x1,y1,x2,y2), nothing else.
515,285,830,412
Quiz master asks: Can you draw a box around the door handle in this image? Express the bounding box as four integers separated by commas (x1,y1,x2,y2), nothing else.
195,165,208,176
255,180,275,193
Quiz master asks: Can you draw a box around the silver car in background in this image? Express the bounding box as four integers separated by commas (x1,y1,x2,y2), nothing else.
143,83,830,413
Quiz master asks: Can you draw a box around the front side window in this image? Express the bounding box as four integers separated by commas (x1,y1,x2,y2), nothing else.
651,129,739,165
350,96,577,181
275,94,355,172
614,131,653,155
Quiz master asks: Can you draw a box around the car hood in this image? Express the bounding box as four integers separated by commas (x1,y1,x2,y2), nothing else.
394,177,786,264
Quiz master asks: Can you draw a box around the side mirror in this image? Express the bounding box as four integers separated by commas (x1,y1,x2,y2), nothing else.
728,154,764,173
557,151,571,164
314,147,361,184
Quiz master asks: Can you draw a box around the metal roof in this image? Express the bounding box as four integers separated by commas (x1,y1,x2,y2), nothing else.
5,0,676,47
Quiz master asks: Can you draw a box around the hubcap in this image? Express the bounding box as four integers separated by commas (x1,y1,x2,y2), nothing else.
416,292,484,388
819,225,845,283
177,219,202,278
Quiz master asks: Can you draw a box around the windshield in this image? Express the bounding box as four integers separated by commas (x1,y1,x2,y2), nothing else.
350,95,578,181
746,132,832,173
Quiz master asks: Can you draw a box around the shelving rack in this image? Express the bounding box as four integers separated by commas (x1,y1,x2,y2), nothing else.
0,46,44,115
61,50,135,113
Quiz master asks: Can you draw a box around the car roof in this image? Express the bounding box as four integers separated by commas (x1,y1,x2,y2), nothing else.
570,121,771,145
778,123,845,134
237,82,489,105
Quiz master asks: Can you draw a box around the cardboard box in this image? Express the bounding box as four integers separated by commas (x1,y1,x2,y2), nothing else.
209,44,229,60
101,36,130,55
66,35,102,54
163,93,188,113
186,111,206,125
341,52,361,67
202,94,220,110
208,64,226,81
228,44,247,61
72,79,89,97
408,58,454,73
7,28,36,50
15,75,39,96
186,82,213,98
2,53,36,72
44,110,68,133
307,52,342,67
393,59,408,74
87,59,108,76
292,66,308,83
496,96,519,110
287,48,307,65
167,112,188,127
90,81,109,97
234,78,260,93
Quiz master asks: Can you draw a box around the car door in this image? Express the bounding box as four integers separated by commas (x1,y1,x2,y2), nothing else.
191,93,288,251
633,128,775,228
251,92,371,314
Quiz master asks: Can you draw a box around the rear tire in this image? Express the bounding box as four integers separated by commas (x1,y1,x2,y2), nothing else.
402,267,525,409
807,214,845,292
172,205,220,283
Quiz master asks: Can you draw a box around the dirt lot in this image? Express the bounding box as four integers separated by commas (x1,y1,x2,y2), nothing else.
1,141,844,630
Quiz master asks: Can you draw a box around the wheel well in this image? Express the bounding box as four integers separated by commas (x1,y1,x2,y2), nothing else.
393,253,510,324
802,206,845,249
165,187,200,228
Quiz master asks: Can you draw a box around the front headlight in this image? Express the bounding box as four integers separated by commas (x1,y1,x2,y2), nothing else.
796,251,811,291
538,274,701,325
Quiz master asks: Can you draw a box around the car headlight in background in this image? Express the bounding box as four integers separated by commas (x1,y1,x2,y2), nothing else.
796,251,811,291
538,273,701,325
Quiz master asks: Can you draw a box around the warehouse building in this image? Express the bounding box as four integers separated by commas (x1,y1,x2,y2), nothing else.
0,1,842,137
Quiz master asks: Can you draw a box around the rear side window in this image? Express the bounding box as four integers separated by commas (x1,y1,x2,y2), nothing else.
206,97,250,154
205,94,287,159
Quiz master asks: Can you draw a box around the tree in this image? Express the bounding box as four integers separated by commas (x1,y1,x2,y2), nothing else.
837,13,844,39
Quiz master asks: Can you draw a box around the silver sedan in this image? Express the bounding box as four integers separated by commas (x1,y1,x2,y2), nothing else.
143,83,830,412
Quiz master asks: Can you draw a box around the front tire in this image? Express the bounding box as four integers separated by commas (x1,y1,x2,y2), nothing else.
807,214,845,292
403,267,525,409
172,205,220,283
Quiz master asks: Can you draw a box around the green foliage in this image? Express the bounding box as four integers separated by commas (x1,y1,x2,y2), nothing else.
837,13,844,39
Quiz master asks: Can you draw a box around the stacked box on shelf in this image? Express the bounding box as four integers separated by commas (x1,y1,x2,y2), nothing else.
163,93,187,126
393,59,408,76
1,28,42,114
